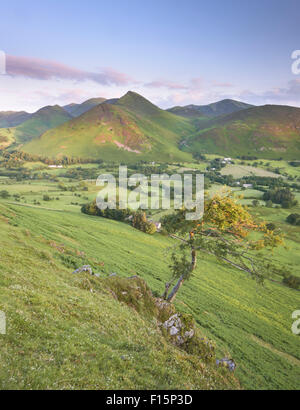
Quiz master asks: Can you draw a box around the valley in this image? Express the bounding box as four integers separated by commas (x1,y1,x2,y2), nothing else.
0,153,299,389
0,93,300,391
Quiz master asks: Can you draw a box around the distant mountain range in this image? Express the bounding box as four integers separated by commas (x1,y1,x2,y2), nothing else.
0,93,299,160
63,98,106,117
167,99,253,118
23,92,194,162
0,111,31,128
181,104,300,159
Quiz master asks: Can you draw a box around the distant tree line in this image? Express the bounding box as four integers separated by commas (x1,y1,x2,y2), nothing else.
262,187,298,208
1,150,104,166
81,200,157,234
286,213,300,226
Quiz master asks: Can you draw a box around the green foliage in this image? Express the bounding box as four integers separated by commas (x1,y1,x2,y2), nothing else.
42,194,51,201
282,274,300,289
81,201,132,222
162,192,284,303
263,187,297,208
82,203,157,235
132,212,157,235
286,213,300,226
0,190,10,199
266,222,276,231
169,251,193,281
101,276,159,319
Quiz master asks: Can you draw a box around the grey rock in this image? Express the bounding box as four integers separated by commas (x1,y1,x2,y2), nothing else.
216,358,236,372
72,265,93,275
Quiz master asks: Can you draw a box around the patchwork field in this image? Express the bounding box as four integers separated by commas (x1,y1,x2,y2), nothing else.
220,164,281,178
0,165,299,389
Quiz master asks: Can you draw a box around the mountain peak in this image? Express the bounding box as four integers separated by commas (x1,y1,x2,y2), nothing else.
117,91,162,116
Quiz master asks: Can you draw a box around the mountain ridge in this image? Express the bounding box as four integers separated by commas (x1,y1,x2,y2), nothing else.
182,104,300,159
22,93,195,162
167,99,254,118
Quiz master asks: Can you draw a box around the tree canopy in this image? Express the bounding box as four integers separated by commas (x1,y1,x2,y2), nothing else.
162,190,284,302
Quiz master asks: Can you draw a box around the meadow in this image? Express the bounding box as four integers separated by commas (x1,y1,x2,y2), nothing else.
0,160,299,389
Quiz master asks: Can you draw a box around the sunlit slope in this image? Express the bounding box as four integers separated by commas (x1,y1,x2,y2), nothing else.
183,105,300,159
0,201,299,389
0,105,73,149
0,202,239,390
22,92,195,162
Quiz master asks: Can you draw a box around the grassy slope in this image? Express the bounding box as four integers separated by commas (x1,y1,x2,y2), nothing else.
1,106,72,147
0,202,239,390
22,92,194,162
0,128,16,149
184,105,300,159
0,199,299,389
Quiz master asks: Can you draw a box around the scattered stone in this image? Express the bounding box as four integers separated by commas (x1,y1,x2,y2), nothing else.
163,313,195,346
120,355,131,361
109,273,117,277
216,358,236,372
72,265,93,275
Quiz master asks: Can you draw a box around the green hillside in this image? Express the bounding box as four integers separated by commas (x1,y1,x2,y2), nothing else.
0,195,299,389
183,105,300,159
0,105,73,149
22,92,195,162
0,201,239,390
64,97,106,117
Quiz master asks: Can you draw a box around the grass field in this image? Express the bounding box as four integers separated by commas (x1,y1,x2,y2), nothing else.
0,192,299,389
220,164,281,178
0,201,240,390
0,160,300,390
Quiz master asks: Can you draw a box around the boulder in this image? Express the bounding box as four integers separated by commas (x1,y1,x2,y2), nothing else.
162,313,195,346
72,265,93,275
216,358,236,372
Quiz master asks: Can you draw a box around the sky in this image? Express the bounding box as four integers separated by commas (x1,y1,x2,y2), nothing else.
0,0,300,112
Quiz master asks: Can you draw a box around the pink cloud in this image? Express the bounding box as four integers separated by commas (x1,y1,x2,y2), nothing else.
6,55,134,86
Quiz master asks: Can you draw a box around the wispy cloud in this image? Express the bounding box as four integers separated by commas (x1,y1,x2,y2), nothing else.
6,55,134,86
144,80,188,90
239,79,300,105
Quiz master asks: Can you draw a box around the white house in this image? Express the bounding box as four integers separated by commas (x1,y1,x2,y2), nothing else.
242,183,253,188
154,222,161,231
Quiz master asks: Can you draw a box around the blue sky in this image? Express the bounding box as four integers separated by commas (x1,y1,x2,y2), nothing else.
0,0,300,111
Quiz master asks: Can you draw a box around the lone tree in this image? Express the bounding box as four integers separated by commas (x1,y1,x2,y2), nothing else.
161,191,283,302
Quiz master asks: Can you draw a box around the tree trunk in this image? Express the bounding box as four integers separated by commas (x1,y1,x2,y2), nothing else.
191,248,197,270
167,275,185,303
165,245,198,302
162,282,171,299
